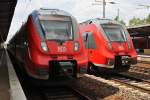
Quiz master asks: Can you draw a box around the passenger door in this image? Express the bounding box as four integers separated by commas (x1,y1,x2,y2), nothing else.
82,32,96,60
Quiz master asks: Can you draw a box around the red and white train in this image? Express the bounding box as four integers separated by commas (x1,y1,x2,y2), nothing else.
80,18,137,72
9,9,88,80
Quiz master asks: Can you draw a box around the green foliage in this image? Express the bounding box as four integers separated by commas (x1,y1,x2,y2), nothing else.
129,13,150,26
146,14,150,23
114,16,119,21
119,20,126,25
114,16,126,25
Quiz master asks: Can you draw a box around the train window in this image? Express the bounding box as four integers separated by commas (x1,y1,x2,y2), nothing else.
101,24,126,42
34,17,45,40
40,20,73,40
72,17,78,39
82,32,96,49
82,32,87,42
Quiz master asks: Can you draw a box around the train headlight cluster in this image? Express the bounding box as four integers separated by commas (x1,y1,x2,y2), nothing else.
41,42,48,52
74,42,79,51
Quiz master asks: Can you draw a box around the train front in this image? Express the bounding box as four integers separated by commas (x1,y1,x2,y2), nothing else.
98,19,137,69
27,9,87,80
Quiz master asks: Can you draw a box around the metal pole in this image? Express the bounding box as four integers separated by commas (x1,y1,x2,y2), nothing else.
117,8,120,19
103,0,106,18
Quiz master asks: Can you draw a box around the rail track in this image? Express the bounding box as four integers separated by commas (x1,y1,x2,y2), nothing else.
107,73,150,94
40,86,91,100
139,61,150,64
130,66,150,75
91,64,150,94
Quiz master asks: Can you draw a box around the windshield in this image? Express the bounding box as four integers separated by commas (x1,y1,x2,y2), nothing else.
101,24,126,42
40,17,73,40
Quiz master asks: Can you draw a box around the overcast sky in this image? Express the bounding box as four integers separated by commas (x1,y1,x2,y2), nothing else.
6,0,150,42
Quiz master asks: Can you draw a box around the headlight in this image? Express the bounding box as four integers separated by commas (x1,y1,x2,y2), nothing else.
41,42,48,52
74,42,79,51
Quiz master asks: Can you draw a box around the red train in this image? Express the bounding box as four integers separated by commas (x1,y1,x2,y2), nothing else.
80,18,137,72
9,9,88,80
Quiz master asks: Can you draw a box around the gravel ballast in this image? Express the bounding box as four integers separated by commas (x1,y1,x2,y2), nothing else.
73,74,150,100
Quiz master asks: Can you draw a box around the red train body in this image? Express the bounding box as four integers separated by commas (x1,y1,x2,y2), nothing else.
9,9,88,80
80,18,137,71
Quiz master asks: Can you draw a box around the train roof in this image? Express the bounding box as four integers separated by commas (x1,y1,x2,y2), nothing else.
80,18,122,26
31,8,72,17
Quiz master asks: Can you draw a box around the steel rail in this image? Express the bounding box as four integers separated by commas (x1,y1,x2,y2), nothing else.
111,73,150,94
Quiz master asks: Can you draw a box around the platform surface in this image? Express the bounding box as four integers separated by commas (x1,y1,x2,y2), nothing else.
138,54,150,58
0,49,10,100
137,54,150,63
0,49,26,100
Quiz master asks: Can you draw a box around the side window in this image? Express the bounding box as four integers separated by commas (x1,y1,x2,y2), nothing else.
82,32,88,48
82,32,96,49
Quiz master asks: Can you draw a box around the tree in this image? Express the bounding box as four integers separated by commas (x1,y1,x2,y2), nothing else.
129,17,143,26
129,13,150,26
114,16,119,21
114,16,126,25
146,14,150,23
119,19,126,25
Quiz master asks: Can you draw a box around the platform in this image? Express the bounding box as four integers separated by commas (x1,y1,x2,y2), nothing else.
0,49,26,100
137,54,150,63
0,49,10,100
138,54,150,58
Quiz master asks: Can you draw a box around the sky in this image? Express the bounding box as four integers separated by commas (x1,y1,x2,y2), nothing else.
6,0,150,42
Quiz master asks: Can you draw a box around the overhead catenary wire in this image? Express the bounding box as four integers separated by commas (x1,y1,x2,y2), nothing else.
92,0,118,18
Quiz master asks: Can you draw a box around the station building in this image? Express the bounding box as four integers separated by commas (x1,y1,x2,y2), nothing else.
128,24,150,55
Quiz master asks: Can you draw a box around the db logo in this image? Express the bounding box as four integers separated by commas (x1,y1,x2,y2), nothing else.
57,46,67,52
118,46,124,50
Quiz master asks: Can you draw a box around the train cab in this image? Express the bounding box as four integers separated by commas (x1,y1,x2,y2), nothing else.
80,18,137,72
